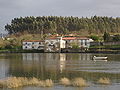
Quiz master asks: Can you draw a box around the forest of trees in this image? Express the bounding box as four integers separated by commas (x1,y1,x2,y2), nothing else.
5,16,120,35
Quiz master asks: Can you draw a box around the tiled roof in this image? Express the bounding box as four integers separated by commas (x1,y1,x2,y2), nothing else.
62,37,77,40
62,37,89,40
46,36,90,40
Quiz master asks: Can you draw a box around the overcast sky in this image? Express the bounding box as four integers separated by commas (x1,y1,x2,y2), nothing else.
0,0,120,33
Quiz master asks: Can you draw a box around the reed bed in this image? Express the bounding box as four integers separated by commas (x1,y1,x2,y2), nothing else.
72,78,88,87
98,77,111,85
0,77,111,88
59,77,71,86
59,77,88,87
0,77,54,88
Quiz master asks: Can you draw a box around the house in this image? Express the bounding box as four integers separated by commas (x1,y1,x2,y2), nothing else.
45,37,66,52
23,40,44,50
62,36,93,49
76,37,93,48
22,34,93,52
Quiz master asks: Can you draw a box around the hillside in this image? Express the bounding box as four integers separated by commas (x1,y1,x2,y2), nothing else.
5,16,120,35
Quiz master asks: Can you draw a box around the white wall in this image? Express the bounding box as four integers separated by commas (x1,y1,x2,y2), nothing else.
23,41,44,50
45,37,66,52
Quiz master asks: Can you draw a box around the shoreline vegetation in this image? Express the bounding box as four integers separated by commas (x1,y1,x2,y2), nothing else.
0,49,120,54
0,77,110,88
0,32,120,54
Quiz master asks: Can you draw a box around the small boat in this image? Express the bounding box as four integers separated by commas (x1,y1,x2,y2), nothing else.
93,56,108,60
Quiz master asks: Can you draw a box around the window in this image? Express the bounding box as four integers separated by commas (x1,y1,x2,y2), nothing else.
51,41,53,44
85,40,87,46
81,40,83,46
39,42,41,44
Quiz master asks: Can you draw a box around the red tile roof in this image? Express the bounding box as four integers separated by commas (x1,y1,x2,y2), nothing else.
47,36,90,40
62,37,89,40
62,37,76,40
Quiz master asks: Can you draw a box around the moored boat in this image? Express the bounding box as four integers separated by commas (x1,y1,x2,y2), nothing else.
93,56,108,60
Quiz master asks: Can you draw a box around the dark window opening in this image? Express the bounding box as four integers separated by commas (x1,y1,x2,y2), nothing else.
85,40,87,46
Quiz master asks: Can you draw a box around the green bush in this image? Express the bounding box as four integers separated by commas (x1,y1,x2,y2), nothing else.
90,35,99,41
4,45,13,49
72,44,79,49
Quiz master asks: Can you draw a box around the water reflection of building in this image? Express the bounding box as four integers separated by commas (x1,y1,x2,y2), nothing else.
59,54,66,73
5,53,120,84
79,53,91,61
22,53,44,61
45,53,60,71
22,53,91,73
44,53,66,73
9,53,92,79
66,53,91,61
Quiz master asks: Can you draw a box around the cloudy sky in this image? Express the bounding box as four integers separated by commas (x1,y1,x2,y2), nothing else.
0,0,120,33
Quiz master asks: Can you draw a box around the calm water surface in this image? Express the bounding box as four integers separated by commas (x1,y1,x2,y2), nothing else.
0,53,120,90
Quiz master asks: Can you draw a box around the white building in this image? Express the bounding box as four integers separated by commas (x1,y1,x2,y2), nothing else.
45,37,66,52
22,35,93,52
62,37,93,49
77,37,94,48
23,40,44,50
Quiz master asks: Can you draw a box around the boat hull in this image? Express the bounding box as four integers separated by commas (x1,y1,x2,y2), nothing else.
93,56,108,60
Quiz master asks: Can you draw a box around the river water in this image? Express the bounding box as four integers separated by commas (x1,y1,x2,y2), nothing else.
0,53,120,90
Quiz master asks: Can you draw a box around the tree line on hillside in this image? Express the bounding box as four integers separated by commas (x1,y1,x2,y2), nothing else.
5,16,120,35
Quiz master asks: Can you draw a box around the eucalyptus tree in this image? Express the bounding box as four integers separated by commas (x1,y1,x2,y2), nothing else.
5,16,120,35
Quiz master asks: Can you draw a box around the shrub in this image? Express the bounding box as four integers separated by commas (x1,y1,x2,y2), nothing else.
90,35,99,41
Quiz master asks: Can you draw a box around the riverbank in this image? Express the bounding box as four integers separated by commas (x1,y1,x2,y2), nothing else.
0,49,120,54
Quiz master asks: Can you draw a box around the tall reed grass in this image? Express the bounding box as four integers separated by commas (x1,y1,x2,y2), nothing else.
0,77,53,88
72,78,88,87
98,77,111,85
59,77,71,86
0,77,111,88
59,77,88,87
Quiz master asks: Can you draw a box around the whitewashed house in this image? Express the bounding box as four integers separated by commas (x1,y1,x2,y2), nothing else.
62,36,93,49
23,40,44,50
77,37,94,48
45,37,66,52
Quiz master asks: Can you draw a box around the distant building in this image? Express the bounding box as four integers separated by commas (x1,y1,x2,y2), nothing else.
22,35,93,52
62,37,93,49
23,40,44,50
45,37,66,52
77,37,93,48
